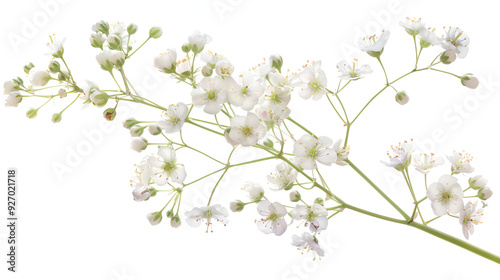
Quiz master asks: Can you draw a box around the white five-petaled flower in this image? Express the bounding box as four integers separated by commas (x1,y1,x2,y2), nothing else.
426,175,464,216
294,135,337,170
130,160,152,202
48,36,65,58
255,105,291,129
154,49,177,73
157,102,188,133
228,72,264,111
298,61,327,100
267,162,299,191
399,17,425,36
191,76,227,114
332,139,350,166
358,30,391,53
419,27,440,46
291,203,328,233
242,182,265,202
228,112,266,147
148,146,187,185
215,59,234,77
188,30,212,52
201,50,224,67
459,200,483,240
381,140,413,171
268,71,297,89
256,200,288,236
260,85,291,112
447,151,474,174
413,153,444,174
29,69,51,87
250,62,274,86
185,204,228,232
5,92,22,107
336,59,372,80
291,232,325,259
440,26,469,58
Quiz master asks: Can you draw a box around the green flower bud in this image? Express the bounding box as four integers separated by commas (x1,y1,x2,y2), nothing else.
147,211,162,225
52,113,62,123
166,210,174,218
92,92,109,107
26,108,38,119
290,191,301,202
107,35,122,50
269,54,283,73
95,20,110,35
127,23,138,35
230,200,245,212
181,43,191,53
130,125,145,137
468,175,487,190
478,187,493,200
263,138,274,149
58,72,68,81
170,215,181,228
201,65,213,77
24,62,35,74
48,60,61,73
395,91,409,105
103,108,116,121
149,187,158,197
148,124,161,135
123,118,139,129
149,26,163,39
314,197,324,206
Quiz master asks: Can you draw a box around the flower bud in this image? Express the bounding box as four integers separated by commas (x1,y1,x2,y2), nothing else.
4,80,18,95
478,187,493,200
201,65,212,77
170,215,181,228
269,54,283,73
96,50,114,72
469,175,487,190
149,187,158,197
181,43,191,53
103,108,116,121
123,118,139,128
26,108,38,119
90,91,109,107
130,125,145,137
90,32,106,49
290,191,301,202
58,88,67,98
149,26,163,39
440,50,457,65
166,210,174,218
131,138,148,152
127,23,138,35
461,74,479,89
154,49,177,74
24,62,35,74
109,50,125,68
188,31,211,53
52,113,62,123
314,197,324,206
48,60,61,73
107,34,122,50
148,124,161,135
395,91,409,105
147,211,162,226
93,20,110,35
230,200,245,212
58,72,68,81
29,69,51,87
5,92,22,107
263,138,274,149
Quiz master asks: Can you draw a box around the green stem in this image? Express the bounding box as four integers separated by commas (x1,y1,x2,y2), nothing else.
128,37,151,58
286,117,316,137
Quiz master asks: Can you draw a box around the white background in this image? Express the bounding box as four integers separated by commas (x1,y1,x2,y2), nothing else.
1,0,500,279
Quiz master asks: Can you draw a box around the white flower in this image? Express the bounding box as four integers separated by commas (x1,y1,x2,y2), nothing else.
418,27,440,46
291,232,325,259
80,81,99,107
336,59,372,80
29,69,50,87
440,26,469,58
459,200,483,240
256,200,287,236
291,203,328,232
224,130,239,147
110,21,126,35
399,17,425,36
332,139,350,166
175,58,191,75
148,146,187,185
228,73,264,111
294,135,337,170
185,204,228,232
268,71,297,89
469,175,487,190
242,182,265,202
130,160,152,202
130,138,147,152
147,212,162,226
154,49,177,73
250,63,274,85
191,76,227,114
461,75,479,89
157,102,188,133
255,105,291,129
4,80,16,95
267,162,298,191
381,140,413,171
260,85,291,112
188,30,212,52
298,61,327,100
447,151,474,174
201,50,224,67
215,59,234,77
426,175,464,216
90,32,106,48
48,36,64,58
5,92,22,107
108,50,125,66
228,112,266,147
358,30,390,53
413,153,444,174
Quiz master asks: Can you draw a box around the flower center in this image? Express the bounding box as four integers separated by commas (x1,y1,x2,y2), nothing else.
220,67,231,75
266,213,278,221
241,125,253,138
309,80,322,92
307,145,319,159
162,162,176,173
241,87,248,96
207,90,216,100
450,32,463,46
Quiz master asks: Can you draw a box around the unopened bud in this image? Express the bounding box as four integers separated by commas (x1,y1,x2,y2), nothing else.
461,74,479,89
290,191,301,202
395,91,409,105
103,108,117,121
26,108,38,119
52,113,62,123
440,50,457,65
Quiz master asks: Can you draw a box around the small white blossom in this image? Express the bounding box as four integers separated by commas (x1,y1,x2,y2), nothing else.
5,92,22,107
298,61,327,100
427,175,464,216
188,30,212,52
48,36,65,58
291,203,328,232
332,139,350,166
256,200,288,236
228,112,266,147
96,50,113,71
419,27,440,46
130,160,152,202
358,30,391,53
109,50,125,66
148,146,186,185
294,135,337,170
185,204,228,232
255,105,291,129
228,72,264,111
242,182,265,202
336,59,372,80
191,76,227,114
440,26,469,58
201,50,224,67
459,200,483,240
267,162,298,191
259,85,291,112
381,140,413,171
215,59,234,77
399,17,425,36
413,153,444,174
447,151,474,174
157,102,188,133
29,69,51,87
154,49,177,73
291,232,325,259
